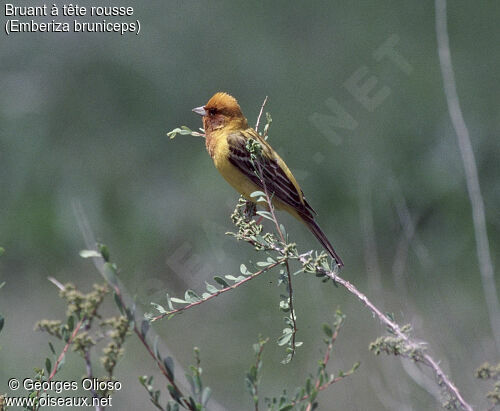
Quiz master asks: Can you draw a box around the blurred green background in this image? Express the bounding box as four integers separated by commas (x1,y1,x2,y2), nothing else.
1,1,499,409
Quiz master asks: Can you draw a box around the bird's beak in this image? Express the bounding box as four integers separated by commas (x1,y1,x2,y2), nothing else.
192,106,207,117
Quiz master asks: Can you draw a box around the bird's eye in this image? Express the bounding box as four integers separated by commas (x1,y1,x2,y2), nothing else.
208,108,217,115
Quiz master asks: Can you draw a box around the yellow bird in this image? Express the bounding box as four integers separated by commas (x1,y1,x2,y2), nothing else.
192,92,343,267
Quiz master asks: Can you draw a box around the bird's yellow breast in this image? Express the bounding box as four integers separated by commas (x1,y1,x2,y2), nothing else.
210,131,262,201
208,130,299,218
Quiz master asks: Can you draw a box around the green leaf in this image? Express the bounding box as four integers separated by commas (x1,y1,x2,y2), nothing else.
61,326,69,342
0,247,5,256
225,274,245,282
164,356,175,381
102,262,119,288
48,341,55,355
187,396,197,410
153,336,160,361
79,249,100,258
305,377,312,394
256,211,274,221
0,281,4,290
253,343,260,355
281,353,293,364
250,191,267,198
167,126,204,140
0,314,4,333
114,293,124,314
166,293,174,311
185,374,195,393
167,126,193,139
193,374,202,394
45,358,52,375
322,324,333,338
279,300,290,312
141,320,150,338
151,302,167,314
213,276,230,288
277,331,293,346
98,244,110,262
201,386,212,406
167,384,182,404
67,315,74,332
166,401,180,411
205,282,218,294
185,290,201,303
125,305,136,324
170,297,188,304
279,224,287,239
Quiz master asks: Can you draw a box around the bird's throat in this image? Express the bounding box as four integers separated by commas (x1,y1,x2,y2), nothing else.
205,132,217,158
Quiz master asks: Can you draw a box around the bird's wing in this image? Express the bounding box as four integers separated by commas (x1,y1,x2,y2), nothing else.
227,129,316,219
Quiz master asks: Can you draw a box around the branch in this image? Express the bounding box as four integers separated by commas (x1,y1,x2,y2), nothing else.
32,317,86,411
48,317,85,381
112,287,196,411
435,0,500,352
73,201,227,411
232,176,472,409
252,338,268,411
149,259,285,322
255,96,268,132
297,253,473,411
254,158,297,359
83,318,103,410
299,372,356,408
305,319,342,411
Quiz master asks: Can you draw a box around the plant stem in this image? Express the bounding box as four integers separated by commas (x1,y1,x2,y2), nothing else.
150,259,284,322
435,0,500,353
297,253,473,411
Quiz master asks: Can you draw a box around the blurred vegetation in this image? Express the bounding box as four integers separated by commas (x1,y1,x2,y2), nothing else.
0,1,499,409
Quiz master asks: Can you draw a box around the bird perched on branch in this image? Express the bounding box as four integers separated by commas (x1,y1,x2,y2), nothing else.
192,92,343,267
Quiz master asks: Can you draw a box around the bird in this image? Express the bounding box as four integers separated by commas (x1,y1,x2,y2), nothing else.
192,92,343,267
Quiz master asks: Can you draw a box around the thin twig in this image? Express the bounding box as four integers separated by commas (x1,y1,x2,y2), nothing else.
83,319,103,410
235,193,471,409
296,253,473,411
299,373,355,407
253,339,267,411
72,201,228,411
435,0,500,352
47,278,103,410
255,96,268,132
305,320,342,411
254,160,297,357
47,276,65,291
112,287,195,411
33,317,86,411
49,317,85,381
150,259,284,322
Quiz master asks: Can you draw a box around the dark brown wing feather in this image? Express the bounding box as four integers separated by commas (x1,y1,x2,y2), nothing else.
227,131,315,219
227,130,344,267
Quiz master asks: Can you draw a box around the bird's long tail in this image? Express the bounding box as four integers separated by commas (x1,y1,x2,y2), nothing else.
304,218,344,268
